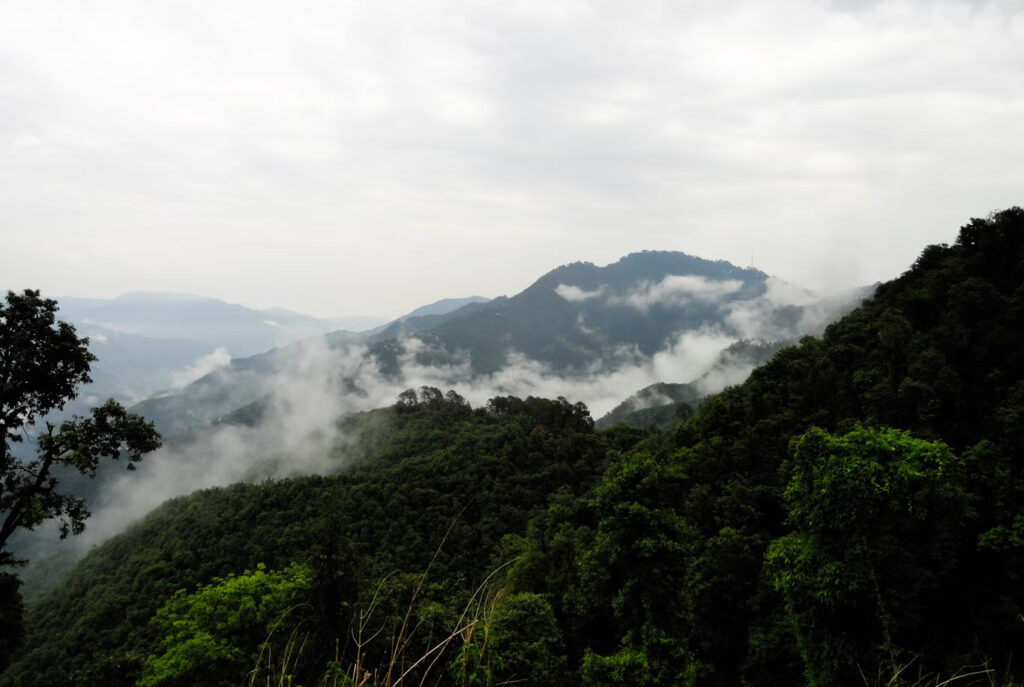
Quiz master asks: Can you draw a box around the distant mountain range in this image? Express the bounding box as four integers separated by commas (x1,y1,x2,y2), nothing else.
56,292,347,358
38,291,486,411
122,251,872,436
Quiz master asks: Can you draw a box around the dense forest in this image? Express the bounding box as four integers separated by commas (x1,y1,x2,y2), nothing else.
4,208,1024,686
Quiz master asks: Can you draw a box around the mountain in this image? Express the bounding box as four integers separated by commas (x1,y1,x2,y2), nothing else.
369,251,868,377
56,292,345,359
126,345,299,437
372,251,775,375
115,296,494,437
365,297,494,343
396,295,491,320
8,208,1024,687
120,253,864,437
119,253,845,436
39,292,363,414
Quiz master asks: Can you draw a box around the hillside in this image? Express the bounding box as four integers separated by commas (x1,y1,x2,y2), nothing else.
3,393,625,686
5,209,1024,686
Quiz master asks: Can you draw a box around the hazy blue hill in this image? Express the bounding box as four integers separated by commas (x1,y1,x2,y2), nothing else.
397,295,490,320
127,343,303,437
126,296,494,435
323,314,390,332
56,291,343,359
65,324,211,405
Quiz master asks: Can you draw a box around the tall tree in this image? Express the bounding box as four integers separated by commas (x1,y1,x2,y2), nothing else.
0,290,161,668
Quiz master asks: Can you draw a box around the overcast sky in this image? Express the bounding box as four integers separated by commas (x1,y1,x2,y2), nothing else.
2,0,1022,319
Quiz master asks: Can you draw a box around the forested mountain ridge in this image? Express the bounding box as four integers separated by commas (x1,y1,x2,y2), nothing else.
371,251,787,375
132,250,857,436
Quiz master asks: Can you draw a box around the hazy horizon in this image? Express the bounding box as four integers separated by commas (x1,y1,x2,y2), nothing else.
31,246,849,322
3,0,1022,318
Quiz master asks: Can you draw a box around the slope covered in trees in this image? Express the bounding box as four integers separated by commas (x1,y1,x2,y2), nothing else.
3,391,630,686
503,207,1024,684
4,209,1024,686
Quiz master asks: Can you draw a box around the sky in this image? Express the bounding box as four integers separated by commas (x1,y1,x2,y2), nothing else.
1,0,1022,319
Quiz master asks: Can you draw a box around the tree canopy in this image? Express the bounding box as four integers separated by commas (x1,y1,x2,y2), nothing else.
0,290,161,671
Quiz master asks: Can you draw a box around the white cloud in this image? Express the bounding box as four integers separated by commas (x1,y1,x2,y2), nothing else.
762,276,817,307
71,325,746,547
724,280,869,341
167,347,232,388
575,312,597,335
555,284,604,301
613,275,744,310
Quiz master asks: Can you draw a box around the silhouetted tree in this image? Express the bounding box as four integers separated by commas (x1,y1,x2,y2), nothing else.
0,290,161,670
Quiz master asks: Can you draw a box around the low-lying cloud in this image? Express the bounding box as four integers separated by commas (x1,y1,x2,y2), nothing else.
73,325,741,548
166,347,232,389
612,275,745,310
555,284,604,302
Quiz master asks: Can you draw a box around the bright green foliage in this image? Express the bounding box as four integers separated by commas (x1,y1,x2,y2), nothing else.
138,563,313,687
576,453,699,686
767,427,970,686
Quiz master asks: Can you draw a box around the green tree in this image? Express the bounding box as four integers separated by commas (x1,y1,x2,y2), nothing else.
767,427,971,686
0,289,161,669
138,563,315,687
0,289,161,563
490,592,568,686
